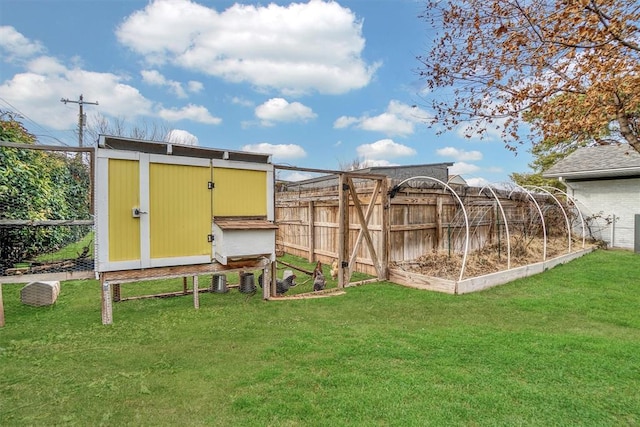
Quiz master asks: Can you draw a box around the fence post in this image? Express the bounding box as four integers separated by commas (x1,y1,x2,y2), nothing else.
338,173,349,288
0,284,4,327
308,200,315,262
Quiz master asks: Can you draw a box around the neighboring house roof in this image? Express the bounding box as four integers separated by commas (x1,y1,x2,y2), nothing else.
447,174,468,186
282,162,453,190
543,144,640,180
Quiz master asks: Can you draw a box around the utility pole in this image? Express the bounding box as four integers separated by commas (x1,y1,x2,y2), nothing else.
60,94,99,147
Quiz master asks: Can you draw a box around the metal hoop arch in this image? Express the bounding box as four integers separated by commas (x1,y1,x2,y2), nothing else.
541,186,586,249
394,176,470,282
478,185,511,269
509,184,547,261
524,185,572,254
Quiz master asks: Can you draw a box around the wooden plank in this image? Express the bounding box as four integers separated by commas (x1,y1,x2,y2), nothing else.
388,268,456,294
102,260,268,284
214,219,278,230
118,286,215,301
0,271,95,285
0,219,94,227
390,223,438,232
269,288,346,300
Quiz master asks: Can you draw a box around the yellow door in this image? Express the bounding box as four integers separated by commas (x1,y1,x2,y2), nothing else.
108,159,141,263
149,163,212,260
213,167,267,217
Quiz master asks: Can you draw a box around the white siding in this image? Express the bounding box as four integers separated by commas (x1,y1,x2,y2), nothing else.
567,178,640,249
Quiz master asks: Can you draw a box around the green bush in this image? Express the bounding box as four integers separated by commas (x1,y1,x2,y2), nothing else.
0,112,91,268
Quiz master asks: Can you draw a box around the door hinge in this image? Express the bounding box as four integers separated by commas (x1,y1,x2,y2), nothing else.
208,181,214,190
207,234,214,242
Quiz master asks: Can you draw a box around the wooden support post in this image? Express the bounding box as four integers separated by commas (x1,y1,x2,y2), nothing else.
436,196,443,250
182,277,188,294
101,274,113,325
270,262,277,298
0,283,5,328
112,283,121,302
337,173,350,289
308,200,315,262
193,276,199,309
381,177,389,280
263,262,273,300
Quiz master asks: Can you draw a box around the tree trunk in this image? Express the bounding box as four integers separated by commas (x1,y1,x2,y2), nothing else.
617,110,640,153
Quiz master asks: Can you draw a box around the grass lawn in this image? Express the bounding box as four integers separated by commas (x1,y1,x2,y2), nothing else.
35,231,94,263
1,249,639,426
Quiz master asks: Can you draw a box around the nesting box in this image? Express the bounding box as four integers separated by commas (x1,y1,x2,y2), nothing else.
21,281,60,306
95,136,277,272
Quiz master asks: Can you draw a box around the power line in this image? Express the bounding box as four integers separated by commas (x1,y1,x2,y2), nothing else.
0,96,72,146
60,94,99,148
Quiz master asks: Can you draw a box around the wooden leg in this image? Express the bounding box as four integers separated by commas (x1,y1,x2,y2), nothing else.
193,276,199,309
0,283,5,328
101,276,113,325
270,261,277,298
182,277,188,295
112,283,121,302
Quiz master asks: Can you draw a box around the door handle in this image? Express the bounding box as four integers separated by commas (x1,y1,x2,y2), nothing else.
132,208,148,217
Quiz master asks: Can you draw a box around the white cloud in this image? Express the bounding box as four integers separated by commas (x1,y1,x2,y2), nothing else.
356,139,416,160
449,162,481,175
230,96,254,107
166,129,198,145
116,0,379,95
0,60,153,131
158,104,222,124
255,98,317,126
359,159,398,168
436,146,483,161
0,26,44,61
25,56,67,75
141,69,202,98
241,142,306,160
281,171,316,182
187,80,203,93
333,116,359,129
334,100,432,137
466,177,491,187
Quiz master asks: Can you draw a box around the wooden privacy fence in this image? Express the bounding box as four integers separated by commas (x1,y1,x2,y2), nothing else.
275,166,388,287
276,176,570,279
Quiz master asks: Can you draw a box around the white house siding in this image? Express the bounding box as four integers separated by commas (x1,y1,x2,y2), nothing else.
566,178,640,249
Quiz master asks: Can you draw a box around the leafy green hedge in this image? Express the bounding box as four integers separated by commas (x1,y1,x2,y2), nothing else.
0,112,91,268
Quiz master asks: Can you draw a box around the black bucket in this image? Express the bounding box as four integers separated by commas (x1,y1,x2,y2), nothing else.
239,272,256,294
211,274,228,293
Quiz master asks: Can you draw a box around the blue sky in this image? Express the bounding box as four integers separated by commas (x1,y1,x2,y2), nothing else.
0,0,532,185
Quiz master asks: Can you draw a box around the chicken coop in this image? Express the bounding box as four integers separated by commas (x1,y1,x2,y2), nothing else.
95,136,278,324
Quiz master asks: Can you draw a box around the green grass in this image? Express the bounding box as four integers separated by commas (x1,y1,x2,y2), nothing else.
34,231,94,262
1,249,639,426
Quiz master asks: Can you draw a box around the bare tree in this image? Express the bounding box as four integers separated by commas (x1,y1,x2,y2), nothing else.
84,113,172,145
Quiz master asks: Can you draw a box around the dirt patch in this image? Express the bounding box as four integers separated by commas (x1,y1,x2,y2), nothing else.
390,236,587,281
